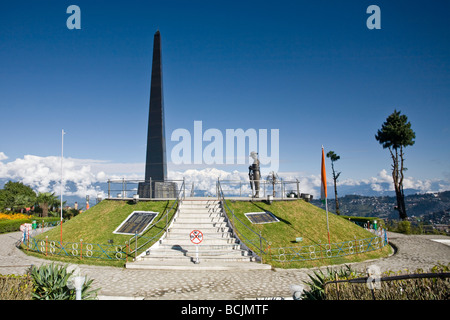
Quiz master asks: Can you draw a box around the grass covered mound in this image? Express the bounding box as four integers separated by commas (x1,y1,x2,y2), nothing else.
226,199,392,268
29,198,391,269
34,200,174,245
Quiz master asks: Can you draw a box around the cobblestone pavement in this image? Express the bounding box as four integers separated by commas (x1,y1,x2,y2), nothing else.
1,231,449,300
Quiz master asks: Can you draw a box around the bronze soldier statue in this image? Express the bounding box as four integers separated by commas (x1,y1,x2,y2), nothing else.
248,151,261,198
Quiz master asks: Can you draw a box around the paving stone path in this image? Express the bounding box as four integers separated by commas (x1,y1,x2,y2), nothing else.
1,231,449,300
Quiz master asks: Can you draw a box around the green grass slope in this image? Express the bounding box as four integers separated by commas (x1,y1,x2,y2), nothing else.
35,200,174,246
226,199,391,268
30,199,390,268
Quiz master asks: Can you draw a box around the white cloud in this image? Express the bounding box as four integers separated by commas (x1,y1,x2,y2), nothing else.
1,153,449,200
0,154,107,198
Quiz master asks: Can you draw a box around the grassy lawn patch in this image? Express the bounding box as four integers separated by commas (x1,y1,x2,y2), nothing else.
23,198,391,269
26,200,176,266
225,199,392,268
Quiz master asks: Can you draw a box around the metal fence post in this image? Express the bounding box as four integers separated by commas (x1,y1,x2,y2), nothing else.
263,180,266,197
135,231,138,260
259,231,263,264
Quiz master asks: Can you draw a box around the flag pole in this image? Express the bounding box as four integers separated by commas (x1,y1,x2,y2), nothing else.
325,196,330,245
60,129,65,244
321,146,331,245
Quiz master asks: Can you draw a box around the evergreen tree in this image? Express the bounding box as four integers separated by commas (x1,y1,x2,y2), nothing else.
326,151,341,215
375,110,416,220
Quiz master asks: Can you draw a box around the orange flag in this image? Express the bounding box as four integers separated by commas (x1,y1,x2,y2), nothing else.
321,146,331,244
321,146,327,203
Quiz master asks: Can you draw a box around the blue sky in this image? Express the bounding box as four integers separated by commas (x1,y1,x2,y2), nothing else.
1,0,449,198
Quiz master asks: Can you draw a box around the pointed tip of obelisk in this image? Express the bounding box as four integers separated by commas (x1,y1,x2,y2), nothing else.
155,29,160,35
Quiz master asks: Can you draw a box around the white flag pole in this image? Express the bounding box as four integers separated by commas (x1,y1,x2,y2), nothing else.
60,129,65,243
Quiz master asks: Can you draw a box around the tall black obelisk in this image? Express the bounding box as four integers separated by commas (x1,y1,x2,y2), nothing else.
138,30,167,198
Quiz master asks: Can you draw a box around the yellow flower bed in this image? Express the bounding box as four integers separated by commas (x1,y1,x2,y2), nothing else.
0,213,31,221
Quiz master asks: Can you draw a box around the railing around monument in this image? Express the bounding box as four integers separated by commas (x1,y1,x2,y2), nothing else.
216,180,270,262
268,234,388,263
217,179,310,200
106,179,185,199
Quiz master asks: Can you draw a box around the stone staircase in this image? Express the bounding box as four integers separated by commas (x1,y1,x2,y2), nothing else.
126,198,271,270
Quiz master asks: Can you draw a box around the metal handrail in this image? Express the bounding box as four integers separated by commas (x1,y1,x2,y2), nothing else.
326,272,450,285
127,180,185,258
269,235,387,263
218,179,301,199
106,179,185,199
217,179,269,262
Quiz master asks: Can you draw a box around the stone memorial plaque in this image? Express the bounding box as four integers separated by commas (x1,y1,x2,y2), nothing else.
113,211,159,235
245,211,279,224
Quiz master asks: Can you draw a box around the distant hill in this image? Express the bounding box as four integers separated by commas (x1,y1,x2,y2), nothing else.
311,191,450,224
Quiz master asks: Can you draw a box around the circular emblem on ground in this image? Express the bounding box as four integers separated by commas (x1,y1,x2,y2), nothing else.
190,230,203,244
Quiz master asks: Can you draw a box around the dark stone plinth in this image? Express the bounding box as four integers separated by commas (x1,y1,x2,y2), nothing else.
138,181,152,199
138,181,177,198
154,181,177,198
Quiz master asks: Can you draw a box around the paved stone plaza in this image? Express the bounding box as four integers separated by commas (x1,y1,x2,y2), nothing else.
1,231,449,300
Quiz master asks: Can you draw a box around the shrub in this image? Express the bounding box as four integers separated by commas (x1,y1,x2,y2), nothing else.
340,216,385,229
301,265,361,300
0,274,34,300
29,263,99,300
321,263,450,300
0,219,30,234
0,217,61,234
396,220,411,234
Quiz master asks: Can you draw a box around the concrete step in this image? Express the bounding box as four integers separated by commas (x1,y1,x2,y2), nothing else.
161,238,239,246
178,207,222,212
176,212,224,219
179,201,221,206
140,255,254,263
174,216,226,223
148,247,248,257
164,232,234,240
168,223,231,235
168,222,228,229
142,247,252,259
126,259,272,270
180,201,221,206
124,198,271,270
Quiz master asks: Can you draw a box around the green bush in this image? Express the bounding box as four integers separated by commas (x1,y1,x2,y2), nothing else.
0,219,30,234
340,216,385,229
0,274,34,300
396,220,411,234
29,263,99,300
0,217,61,234
301,265,361,300
320,263,450,300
